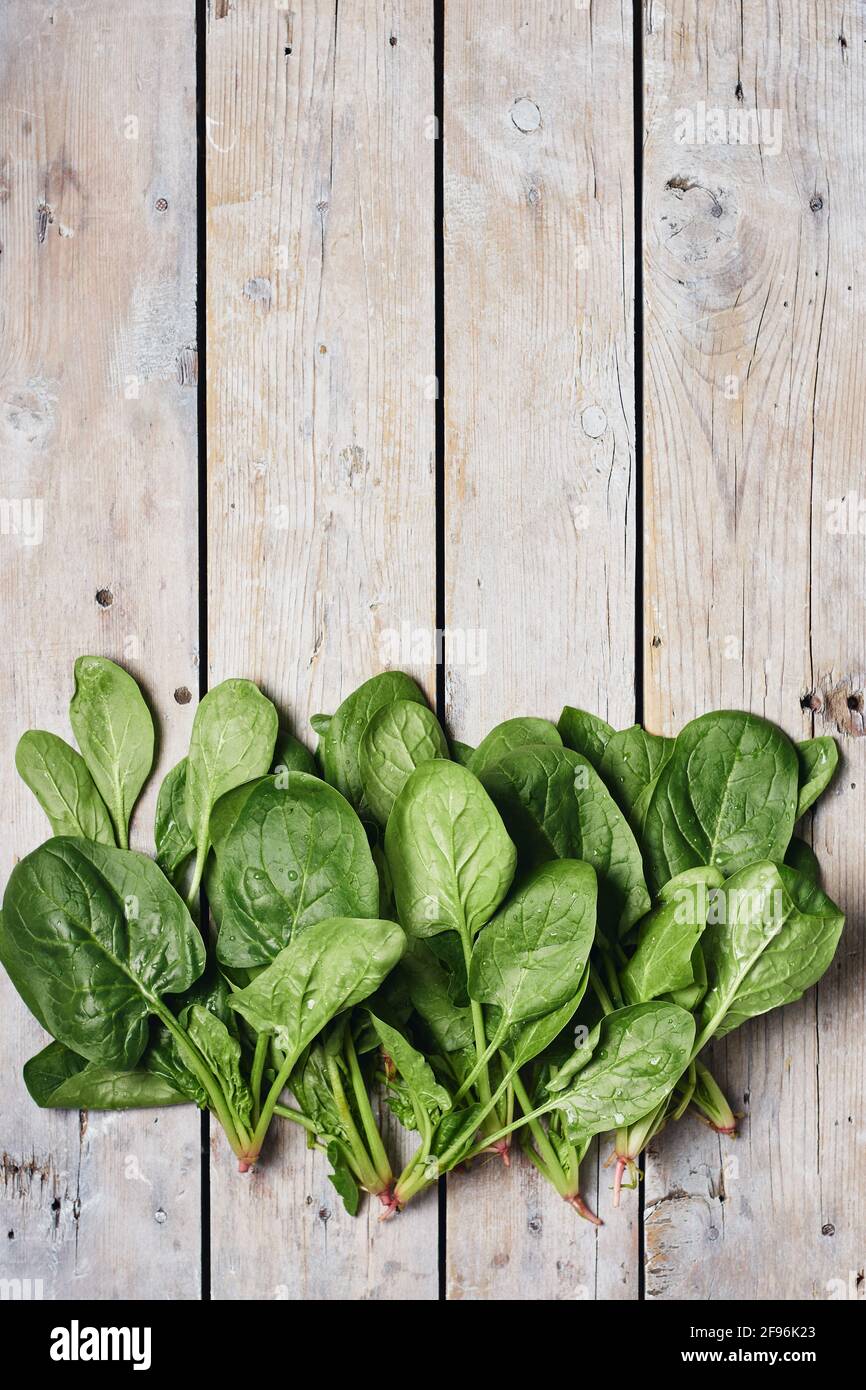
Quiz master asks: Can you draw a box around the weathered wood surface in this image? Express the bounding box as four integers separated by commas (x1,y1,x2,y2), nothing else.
0,0,200,1298
443,0,639,1300
205,0,439,1299
642,0,865,1299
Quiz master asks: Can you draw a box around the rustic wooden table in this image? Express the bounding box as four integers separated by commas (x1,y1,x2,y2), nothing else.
1,0,863,1301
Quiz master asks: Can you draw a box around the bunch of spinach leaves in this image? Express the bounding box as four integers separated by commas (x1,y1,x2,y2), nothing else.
1,660,845,1226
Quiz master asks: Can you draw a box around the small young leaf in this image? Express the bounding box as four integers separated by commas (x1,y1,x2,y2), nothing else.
326,1141,361,1215
621,865,723,1006
272,729,318,779
450,740,476,767
368,1012,452,1120
184,1004,253,1129
557,707,615,767
598,725,675,831
795,736,839,818
15,730,115,845
319,671,427,807
359,699,449,825
154,757,195,877
69,656,155,848
784,835,821,884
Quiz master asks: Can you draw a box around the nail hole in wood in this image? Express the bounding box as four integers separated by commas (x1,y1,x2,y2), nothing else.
95,588,113,608
174,686,192,705
847,693,863,712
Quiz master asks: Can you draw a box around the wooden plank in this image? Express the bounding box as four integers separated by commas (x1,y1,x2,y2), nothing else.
642,0,866,1299
206,0,438,1299
444,0,638,1299
0,0,200,1298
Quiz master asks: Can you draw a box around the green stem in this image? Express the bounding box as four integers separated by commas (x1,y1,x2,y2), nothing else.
325,1053,383,1193
251,1051,296,1157
452,1019,507,1105
185,840,208,912
344,1027,392,1188
511,1072,570,1198
152,1001,248,1156
251,1032,268,1126
589,965,615,1017
274,1104,320,1135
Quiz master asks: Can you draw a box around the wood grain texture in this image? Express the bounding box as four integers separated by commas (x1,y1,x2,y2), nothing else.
443,0,639,1299
0,0,200,1298
642,0,865,1299
206,0,438,1299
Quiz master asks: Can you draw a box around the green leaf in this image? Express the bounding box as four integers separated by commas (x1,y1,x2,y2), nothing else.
507,968,591,1071
69,656,155,848
698,861,844,1042
368,1012,452,1120
467,717,562,779
184,1003,253,1129
359,700,450,825
208,777,268,859
384,760,516,941
641,711,799,892
23,1040,186,1110
546,1002,696,1142
216,773,380,967
228,916,405,1065
272,730,318,779
184,677,279,879
310,713,332,738
784,835,821,885
154,758,195,877
319,672,427,807
598,725,675,830
0,837,205,1069
15,730,115,845
450,740,475,768
469,859,597,1031
326,1141,361,1215
557,707,615,767
398,941,474,1053
621,865,723,1005
482,745,650,938
795,736,839,817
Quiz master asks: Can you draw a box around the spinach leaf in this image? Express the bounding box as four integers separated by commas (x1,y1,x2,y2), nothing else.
369,1012,452,1123
784,835,821,884
228,916,405,1066
15,730,116,845
310,713,332,738
469,859,596,1031
795,736,839,817
23,1040,186,1109
154,758,195,877
184,1004,253,1130
450,740,476,768
359,699,449,826
546,1002,696,1142
506,970,590,1071
384,760,516,941
216,773,380,967
0,837,205,1068
319,671,426,807
698,861,844,1042
641,711,799,891
326,1141,361,1216
598,725,675,830
482,745,650,937
208,777,268,859
69,656,155,848
467,717,562,779
557,707,614,766
621,865,723,1005
272,730,317,779
184,678,279,901
398,941,475,1053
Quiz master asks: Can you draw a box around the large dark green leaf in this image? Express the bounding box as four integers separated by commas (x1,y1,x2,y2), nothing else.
398,941,474,1053
23,1040,186,1109
641,711,799,891
216,773,380,967
15,730,115,845
69,656,154,848
384,760,516,941
359,699,449,825
229,916,405,1065
319,671,426,807
698,861,844,1042
0,838,205,1069
481,745,650,937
